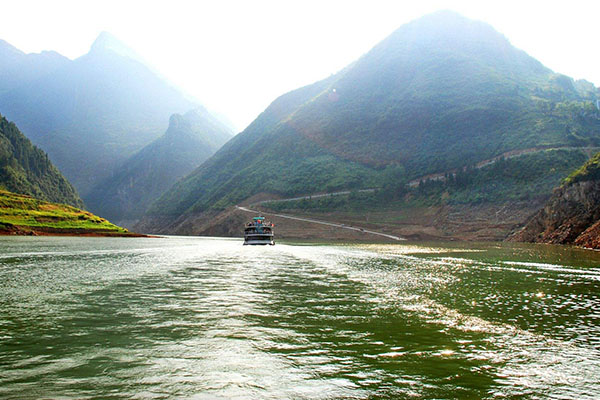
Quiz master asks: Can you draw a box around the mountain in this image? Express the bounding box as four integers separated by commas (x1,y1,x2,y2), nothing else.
0,113,82,208
85,108,233,226
139,11,600,235
0,39,70,94
0,32,197,198
509,151,600,248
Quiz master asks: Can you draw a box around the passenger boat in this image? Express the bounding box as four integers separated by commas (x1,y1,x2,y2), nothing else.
244,216,275,245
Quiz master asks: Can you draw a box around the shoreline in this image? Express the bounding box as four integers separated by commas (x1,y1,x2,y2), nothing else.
0,224,158,238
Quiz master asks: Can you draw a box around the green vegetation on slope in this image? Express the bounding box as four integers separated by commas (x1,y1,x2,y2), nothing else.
0,190,126,233
563,151,600,186
261,149,590,213
144,11,600,232
411,149,590,205
0,114,83,208
147,76,339,217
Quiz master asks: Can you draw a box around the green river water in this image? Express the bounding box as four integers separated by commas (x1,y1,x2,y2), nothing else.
1,236,599,399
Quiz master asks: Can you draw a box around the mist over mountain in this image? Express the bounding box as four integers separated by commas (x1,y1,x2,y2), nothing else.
0,33,197,198
139,11,600,235
86,108,232,226
0,39,70,94
0,114,82,207
89,31,146,63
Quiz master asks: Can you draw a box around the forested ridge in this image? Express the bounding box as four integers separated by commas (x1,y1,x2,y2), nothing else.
0,114,82,207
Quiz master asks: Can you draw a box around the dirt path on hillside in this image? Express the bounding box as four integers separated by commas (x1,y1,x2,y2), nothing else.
251,146,599,205
235,206,404,241
253,189,377,205
407,146,600,187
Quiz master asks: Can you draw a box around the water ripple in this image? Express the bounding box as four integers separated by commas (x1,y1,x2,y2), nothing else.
1,236,599,399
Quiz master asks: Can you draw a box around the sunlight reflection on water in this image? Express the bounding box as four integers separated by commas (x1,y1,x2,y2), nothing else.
0,236,599,399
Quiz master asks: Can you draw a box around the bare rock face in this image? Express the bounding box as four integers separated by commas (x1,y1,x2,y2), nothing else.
509,180,600,248
575,220,600,248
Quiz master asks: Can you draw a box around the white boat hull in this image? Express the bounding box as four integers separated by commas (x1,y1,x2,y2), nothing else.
243,239,275,245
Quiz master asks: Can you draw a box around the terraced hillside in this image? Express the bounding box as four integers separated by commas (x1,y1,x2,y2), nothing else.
0,190,132,236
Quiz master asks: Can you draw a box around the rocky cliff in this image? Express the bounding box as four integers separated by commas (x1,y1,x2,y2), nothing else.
509,154,600,248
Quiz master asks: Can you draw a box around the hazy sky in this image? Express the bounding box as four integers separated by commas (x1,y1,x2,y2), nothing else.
1,0,598,131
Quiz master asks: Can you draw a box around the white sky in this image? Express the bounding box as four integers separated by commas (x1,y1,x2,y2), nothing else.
1,0,598,132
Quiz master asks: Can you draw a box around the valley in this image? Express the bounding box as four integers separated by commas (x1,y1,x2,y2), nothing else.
2,5,600,399
1,11,599,248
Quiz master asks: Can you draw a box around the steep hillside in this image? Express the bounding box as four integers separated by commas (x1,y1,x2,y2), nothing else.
0,190,134,236
0,114,82,208
136,74,339,232
86,108,232,225
0,32,197,197
509,151,600,248
140,11,600,235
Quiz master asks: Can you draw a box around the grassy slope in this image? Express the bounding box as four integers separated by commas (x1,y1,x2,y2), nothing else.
0,190,127,233
563,151,600,185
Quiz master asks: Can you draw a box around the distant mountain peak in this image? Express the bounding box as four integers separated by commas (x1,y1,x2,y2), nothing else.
0,38,25,57
167,113,190,132
89,31,142,62
165,109,210,137
376,10,509,52
91,31,125,50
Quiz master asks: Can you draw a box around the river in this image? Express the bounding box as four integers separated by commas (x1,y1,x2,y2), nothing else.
1,236,599,399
